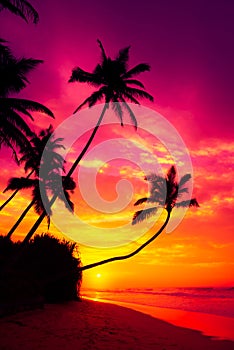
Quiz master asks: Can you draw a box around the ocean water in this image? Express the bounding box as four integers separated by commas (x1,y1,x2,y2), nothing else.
82,287,234,317
82,287,234,340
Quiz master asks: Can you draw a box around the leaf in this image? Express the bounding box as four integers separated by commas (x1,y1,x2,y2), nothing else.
123,63,151,79
179,174,191,187
134,197,148,206
132,207,157,225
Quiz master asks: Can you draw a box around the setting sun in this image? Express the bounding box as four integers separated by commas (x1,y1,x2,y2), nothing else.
96,273,101,278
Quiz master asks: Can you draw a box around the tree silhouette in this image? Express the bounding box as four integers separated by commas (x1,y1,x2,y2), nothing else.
0,0,39,23
79,165,199,271
22,40,153,243
0,41,54,162
67,39,153,177
0,125,64,211
4,133,75,239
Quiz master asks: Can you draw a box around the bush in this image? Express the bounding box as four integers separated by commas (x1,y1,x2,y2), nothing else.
0,234,82,307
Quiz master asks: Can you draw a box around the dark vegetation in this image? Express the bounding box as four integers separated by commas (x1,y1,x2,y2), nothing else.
0,234,82,315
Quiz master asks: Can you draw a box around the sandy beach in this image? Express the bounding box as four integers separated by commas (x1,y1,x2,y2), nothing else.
0,299,233,350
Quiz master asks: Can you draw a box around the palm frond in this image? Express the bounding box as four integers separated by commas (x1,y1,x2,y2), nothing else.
1,98,54,118
175,198,199,208
132,207,157,225
145,173,165,183
178,187,188,196
125,79,145,88
179,174,191,187
123,63,151,79
121,100,138,129
111,102,123,126
116,46,130,70
97,39,107,62
122,92,140,105
0,56,42,96
69,67,100,86
59,189,74,213
4,177,37,192
73,88,105,114
11,105,34,120
0,118,33,156
134,197,148,206
0,130,19,163
124,87,154,102
4,109,34,136
0,0,39,23
33,184,52,216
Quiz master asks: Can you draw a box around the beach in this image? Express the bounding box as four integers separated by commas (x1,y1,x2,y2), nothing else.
0,299,233,350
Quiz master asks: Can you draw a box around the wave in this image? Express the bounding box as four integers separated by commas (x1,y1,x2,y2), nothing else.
85,287,234,299
82,287,234,318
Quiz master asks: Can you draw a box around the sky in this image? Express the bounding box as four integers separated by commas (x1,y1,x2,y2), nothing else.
0,0,233,289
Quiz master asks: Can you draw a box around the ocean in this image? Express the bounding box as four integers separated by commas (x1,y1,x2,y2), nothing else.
81,287,234,341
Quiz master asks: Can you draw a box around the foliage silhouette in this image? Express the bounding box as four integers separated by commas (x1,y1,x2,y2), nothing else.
4,131,75,238
22,40,153,243
67,39,153,177
0,125,64,211
0,41,54,162
0,0,39,23
0,234,82,308
79,166,199,271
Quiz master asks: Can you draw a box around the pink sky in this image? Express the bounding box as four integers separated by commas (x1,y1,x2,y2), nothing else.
0,0,233,288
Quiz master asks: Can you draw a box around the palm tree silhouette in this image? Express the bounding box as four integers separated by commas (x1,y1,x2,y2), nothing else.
22,40,153,243
5,175,75,239
0,0,39,23
78,165,199,271
0,125,64,211
132,165,199,223
0,40,54,162
67,39,153,177
5,130,68,238
5,131,75,238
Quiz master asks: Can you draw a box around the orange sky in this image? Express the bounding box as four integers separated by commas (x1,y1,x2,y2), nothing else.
0,115,233,289
1,0,234,290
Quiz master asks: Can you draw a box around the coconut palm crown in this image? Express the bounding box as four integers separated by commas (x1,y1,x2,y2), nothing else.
132,165,199,225
69,39,153,128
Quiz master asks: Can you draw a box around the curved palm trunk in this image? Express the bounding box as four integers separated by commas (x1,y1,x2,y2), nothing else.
7,197,36,239
22,104,108,244
80,210,171,271
0,169,34,211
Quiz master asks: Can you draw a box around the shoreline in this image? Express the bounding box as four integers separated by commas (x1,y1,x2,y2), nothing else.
83,296,234,341
0,299,234,349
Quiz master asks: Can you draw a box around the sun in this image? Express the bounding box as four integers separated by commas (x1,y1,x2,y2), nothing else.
96,273,101,278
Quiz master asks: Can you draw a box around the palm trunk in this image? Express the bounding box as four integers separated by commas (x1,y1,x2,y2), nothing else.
66,104,108,177
0,169,34,211
22,104,108,243
22,193,57,244
80,210,171,271
7,197,36,239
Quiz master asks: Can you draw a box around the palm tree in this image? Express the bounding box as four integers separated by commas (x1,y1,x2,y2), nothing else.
4,131,70,238
0,125,64,211
0,40,54,162
78,165,199,271
0,0,39,23
21,40,154,243
67,39,153,177
5,174,75,239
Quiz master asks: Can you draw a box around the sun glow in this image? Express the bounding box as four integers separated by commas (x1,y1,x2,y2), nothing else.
96,273,101,278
